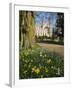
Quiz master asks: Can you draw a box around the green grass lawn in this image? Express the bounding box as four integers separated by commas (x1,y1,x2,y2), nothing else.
19,44,64,79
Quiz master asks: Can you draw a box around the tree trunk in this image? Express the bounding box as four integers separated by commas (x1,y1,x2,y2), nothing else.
19,11,35,49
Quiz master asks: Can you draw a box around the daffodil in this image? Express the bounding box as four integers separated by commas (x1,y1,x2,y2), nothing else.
23,70,27,74
45,68,48,73
35,68,40,74
47,59,52,64
32,67,35,72
32,66,36,72
40,51,42,57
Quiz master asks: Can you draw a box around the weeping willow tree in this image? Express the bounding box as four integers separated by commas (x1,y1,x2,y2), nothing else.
19,11,35,49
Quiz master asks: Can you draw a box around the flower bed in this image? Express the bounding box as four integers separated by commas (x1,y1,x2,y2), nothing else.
19,44,64,79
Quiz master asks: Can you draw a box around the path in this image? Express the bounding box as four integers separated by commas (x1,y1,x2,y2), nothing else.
37,43,64,56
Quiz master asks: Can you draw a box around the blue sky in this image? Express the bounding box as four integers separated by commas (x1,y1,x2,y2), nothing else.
35,11,57,28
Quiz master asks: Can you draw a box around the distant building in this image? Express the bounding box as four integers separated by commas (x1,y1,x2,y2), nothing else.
35,16,53,38
35,22,53,38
